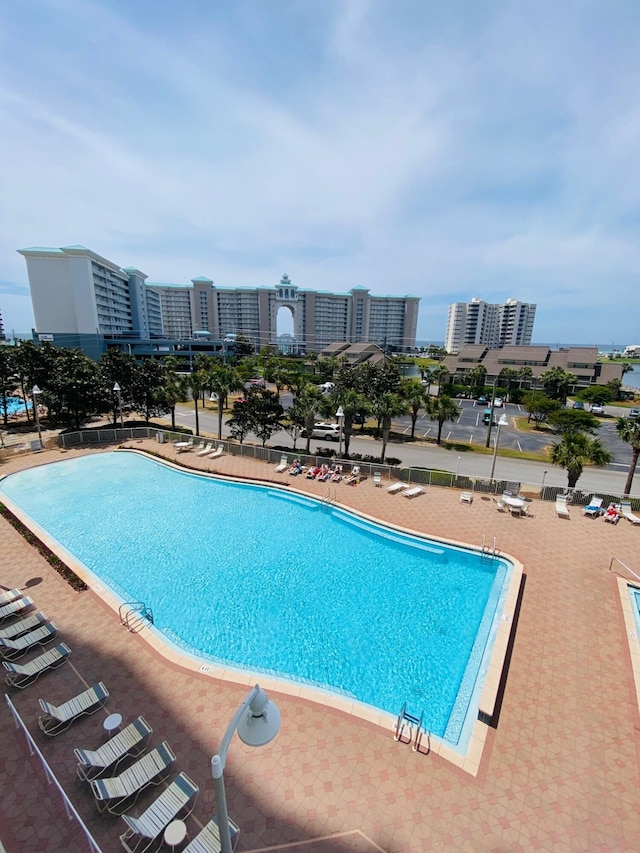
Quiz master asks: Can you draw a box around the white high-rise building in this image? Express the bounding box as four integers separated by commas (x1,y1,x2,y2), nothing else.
19,246,420,356
445,298,536,354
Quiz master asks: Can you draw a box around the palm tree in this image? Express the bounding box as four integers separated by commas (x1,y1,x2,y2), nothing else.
159,356,185,430
403,379,427,439
187,369,209,437
517,366,533,390
550,434,612,489
294,385,323,455
499,368,519,402
373,393,407,463
338,389,369,456
616,418,640,496
207,364,242,440
426,395,460,445
540,367,577,404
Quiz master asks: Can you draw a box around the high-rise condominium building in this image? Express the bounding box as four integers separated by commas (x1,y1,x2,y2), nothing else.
18,246,420,357
445,298,536,354
0,308,5,341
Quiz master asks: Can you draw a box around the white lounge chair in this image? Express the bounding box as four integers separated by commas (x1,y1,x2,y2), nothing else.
75,716,153,781
0,610,47,640
275,456,288,473
38,682,110,736
403,486,425,499
582,496,603,517
0,620,58,661
4,642,71,688
173,438,194,452
386,482,408,494
620,500,640,525
207,444,225,459
90,741,175,814
555,495,571,518
182,816,240,853
0,595,35,624
119,772,199,853
0,588,23,608
195,442,213,456
460,491,473,504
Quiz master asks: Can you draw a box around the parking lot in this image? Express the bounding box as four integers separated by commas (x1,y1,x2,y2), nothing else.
392,399,634,468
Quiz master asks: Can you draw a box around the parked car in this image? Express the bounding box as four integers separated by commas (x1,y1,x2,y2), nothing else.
249,378,265,388
572,401,585,410
629,407,640,419
493,397,503,408
300,422,341,441
477,395,487,405
353,413,366,425
590,404,605,415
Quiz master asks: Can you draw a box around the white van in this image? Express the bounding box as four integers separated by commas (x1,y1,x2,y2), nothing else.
301,422,341,441
319,382,335,394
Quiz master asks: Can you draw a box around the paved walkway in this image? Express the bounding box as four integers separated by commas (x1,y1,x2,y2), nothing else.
0,442,639,852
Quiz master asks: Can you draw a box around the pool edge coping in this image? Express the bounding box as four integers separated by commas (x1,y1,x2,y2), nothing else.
0,447,524,777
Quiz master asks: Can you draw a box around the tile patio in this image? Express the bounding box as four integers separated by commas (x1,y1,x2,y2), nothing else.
0,441,639,852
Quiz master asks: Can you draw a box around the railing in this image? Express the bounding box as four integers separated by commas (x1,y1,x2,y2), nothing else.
4,694,103,852
119,600,154,633
609,557,640,583
56,427,640,508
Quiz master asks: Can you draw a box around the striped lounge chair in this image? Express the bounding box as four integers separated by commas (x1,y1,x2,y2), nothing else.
75,716,153,782
0,595,35,624
119,772,199,853
0,588,24,608
182,817,241,853
0,611,48,640
0,620,58,661
90,741,175,815
38,682,110,736
4,642,70,688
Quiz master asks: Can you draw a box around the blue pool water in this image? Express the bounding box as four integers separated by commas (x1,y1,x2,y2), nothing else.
0,452,512,747
1,395,32,417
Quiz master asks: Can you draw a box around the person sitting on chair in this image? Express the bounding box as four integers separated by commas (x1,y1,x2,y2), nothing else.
603,503,621,524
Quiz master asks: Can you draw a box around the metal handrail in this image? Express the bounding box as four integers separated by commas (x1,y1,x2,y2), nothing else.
609,556,640,583
5,694,102,852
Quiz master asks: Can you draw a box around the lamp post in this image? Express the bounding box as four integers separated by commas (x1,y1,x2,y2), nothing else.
489,414,509,481
541,469,548,498
336,405,345,458
32,385,42,449
455,455,461,481
484,376,499,448
211,685,281,853
113,382,123,428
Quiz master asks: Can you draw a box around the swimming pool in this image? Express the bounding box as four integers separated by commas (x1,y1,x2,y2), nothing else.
1,395,32,417
0,451,513,749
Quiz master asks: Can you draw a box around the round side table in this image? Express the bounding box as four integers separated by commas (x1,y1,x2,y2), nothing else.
164,819,187,850
103,712,122,737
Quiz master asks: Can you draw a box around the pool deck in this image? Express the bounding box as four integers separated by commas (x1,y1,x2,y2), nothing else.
1,441,639,852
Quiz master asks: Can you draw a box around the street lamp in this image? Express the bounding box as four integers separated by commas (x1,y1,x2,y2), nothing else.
32,385,43,449
541,469,548,498
335,405,345,458
211,684,281,853
113,382,123,428
489,414,509,481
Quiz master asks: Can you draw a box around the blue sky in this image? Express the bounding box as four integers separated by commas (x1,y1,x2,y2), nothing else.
1,0,639,345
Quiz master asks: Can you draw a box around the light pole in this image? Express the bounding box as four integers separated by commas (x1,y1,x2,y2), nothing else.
32,385,43,449
484,376,499,448
336,405,345,458
113,382,123,428
455,456,461,481
211,684,281,853
489,414,509,481
541,469,548,497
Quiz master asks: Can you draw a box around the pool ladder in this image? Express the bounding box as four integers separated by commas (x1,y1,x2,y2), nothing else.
394,703,427,753
321,487,337,509
481,534,497,560
119,601,154,633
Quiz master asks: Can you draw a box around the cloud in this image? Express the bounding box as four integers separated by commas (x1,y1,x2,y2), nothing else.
1,0,639,343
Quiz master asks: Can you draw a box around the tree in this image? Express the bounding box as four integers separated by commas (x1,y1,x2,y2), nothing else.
337,388,369,456
425,395,460,445
130,358,169,423
97,349,138,426
373,393,407,462
547,409,600,436
246,389,284,446
291,384,322,455
606,378,623,401
13,340,57,423
517,366,533,390
523,391,561,428
403,379,427,439
580,386,613,407
498,368,519,402
0,347,17,428
466,365,487,393
46,348,102,429
539,367,577,403
234,335,254,357
207,363,242,440
616,418,640,497
550,434,612,489
227,399,252,444
184,367,209,436
159,356,186,430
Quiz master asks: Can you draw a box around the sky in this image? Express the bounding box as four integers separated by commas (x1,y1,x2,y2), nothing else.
1,0,639,346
